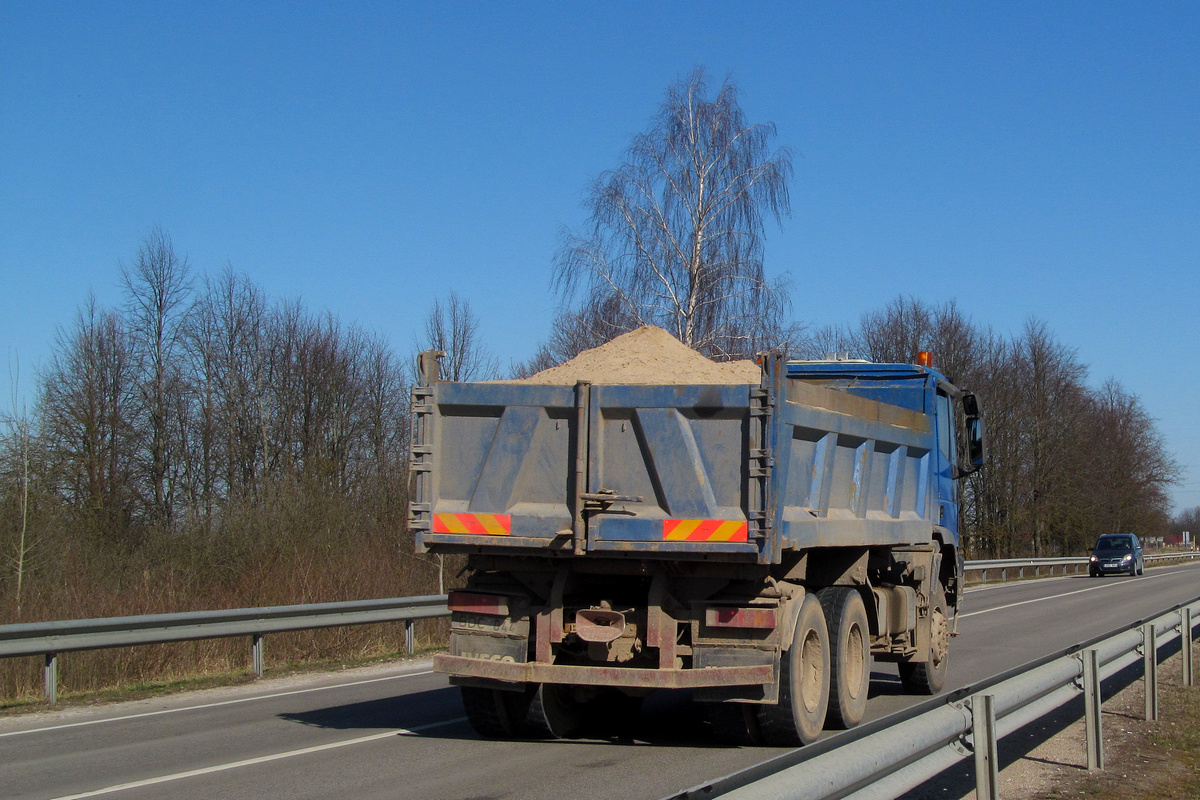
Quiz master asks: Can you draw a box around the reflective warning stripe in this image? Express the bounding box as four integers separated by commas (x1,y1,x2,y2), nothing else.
433,513,512,535
663,519,748,543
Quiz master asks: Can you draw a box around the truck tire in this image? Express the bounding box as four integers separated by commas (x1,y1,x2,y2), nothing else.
758,593,830,746
898,584,950,695
817,587,871,729
460,686,521,738
517,683,584,739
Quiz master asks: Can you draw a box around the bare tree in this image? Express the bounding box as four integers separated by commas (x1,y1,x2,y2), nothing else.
1012,320,1092,556
296,314,368,491
418,292,499,382
39,296,140,543
358,333,409,502
186,267,269,509
1173,506,1200,543
793,323,858,361
1,362,35,617
554,68,795,359
122,228,193,530
1078,379,1178,537
857,296,935,365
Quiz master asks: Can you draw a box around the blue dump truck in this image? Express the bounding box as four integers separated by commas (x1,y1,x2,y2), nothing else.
409,346,984,745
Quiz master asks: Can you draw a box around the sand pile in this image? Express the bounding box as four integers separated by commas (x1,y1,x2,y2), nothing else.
514,326,761,385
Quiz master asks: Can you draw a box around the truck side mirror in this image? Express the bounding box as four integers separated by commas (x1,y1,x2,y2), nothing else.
957,393,985,476
961,392,979,418
966,416,985,468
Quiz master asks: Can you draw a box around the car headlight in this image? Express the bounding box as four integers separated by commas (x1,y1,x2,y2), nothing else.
1122,554,1133,562
1090,555,1098,562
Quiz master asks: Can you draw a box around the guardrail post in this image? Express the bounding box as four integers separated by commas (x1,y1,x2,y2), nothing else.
972,694,1000,800
1082,648,1103,771
1143,623,1158,721
252,634,265,678
405,620,414,654
45,652,58,704
1183,608,1194,687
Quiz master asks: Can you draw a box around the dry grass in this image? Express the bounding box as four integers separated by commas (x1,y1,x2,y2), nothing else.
1024,662,1200,800
0,481,456,703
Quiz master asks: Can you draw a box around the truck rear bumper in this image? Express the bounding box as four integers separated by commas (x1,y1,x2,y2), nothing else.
435,654,773,689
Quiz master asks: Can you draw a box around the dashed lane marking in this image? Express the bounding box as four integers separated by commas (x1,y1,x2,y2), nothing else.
0,669,437,738
45,716,468,799
960,572,1173,618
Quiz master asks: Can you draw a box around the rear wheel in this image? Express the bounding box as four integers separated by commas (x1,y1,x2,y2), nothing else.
461,686,521,738
818,587,871,729
898,584,950,695
518,683,586,738
758,593,830,746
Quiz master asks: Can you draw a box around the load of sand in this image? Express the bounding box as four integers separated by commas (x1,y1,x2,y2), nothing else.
512,326,761,385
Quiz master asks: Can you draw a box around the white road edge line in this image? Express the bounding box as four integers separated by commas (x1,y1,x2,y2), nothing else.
963,574,1077,594
960,572,1173,618
963,560,1199,596
0,669,436,739
46,716,469,800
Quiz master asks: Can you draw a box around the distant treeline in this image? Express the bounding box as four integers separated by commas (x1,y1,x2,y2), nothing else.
799,297,1180,558
0,230,431,697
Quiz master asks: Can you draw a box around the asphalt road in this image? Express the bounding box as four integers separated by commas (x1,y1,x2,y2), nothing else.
2,562,1197,800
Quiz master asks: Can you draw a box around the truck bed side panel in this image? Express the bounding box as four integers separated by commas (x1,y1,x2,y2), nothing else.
776,385,935,549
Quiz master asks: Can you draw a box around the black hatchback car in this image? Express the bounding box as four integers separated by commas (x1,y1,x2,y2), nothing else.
1089,534,1144,577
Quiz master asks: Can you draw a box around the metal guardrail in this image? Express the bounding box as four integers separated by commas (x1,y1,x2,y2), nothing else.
965,551,1200,582
2,553,1196,706
671,596,1200,800
0,595,449,703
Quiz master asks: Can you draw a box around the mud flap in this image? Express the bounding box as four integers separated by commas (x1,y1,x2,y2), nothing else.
692,647,779,703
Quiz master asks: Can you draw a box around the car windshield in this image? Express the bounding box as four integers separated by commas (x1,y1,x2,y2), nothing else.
1095,538,1133,552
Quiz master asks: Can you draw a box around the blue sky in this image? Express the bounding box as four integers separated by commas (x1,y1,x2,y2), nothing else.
2,2,1198,513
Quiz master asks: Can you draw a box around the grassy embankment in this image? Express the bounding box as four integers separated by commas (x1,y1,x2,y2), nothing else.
0,483,455,709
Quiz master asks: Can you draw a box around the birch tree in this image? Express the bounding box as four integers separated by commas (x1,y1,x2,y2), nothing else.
554,68,795,359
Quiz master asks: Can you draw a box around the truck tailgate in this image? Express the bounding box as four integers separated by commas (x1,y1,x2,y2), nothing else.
411,381,764,559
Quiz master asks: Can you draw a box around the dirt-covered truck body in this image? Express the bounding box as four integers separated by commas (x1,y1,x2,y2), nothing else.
409,340,984,744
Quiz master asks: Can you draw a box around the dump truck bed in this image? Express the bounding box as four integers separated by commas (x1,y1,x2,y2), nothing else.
410,361,938,565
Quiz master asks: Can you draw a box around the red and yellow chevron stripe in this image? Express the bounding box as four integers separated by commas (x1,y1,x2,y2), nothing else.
433,513,512,535
663,519,748,543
